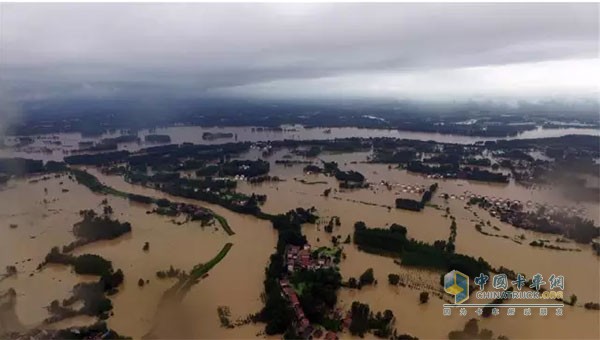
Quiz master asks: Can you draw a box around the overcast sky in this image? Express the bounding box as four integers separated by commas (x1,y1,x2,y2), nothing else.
1,3,598,102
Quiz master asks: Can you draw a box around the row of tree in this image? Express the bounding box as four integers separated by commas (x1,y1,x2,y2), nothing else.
353,221,491,278
395,183,438,211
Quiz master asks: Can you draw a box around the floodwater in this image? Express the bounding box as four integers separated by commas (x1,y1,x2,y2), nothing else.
0,175,100,330
2,125,599,161
235,151,599,339
85,168,278,339
1,147,599,339
0,172,276,338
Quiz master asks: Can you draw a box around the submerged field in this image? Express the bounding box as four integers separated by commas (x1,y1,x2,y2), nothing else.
1,138,599,339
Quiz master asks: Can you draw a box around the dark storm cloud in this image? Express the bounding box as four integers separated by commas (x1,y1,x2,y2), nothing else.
0,3,598,100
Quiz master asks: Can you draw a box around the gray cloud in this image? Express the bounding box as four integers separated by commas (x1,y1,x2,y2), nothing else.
0,3,598,101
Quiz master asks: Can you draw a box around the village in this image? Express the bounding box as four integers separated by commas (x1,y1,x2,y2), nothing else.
278,243,348,339
463,192,597,244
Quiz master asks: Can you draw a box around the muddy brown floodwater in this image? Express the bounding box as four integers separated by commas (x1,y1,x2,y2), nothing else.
235,151,599,339
0,171,276,338
1,147,599,339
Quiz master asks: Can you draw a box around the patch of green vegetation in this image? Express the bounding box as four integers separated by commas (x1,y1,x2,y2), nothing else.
313,246,338,257
71,168,235,236
292,282,307,296
166,243,234,300
213,213,235,236
190,243,233,278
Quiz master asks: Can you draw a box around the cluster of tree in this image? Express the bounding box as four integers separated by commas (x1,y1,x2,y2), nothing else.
448,319,495,340
334,170,365,183
3,265,17,278
15,96,598,137
172,159,206,171
43,250,126,324
353,221,490,278
359,268,375,286
567,222,599,244
290,268,342,324
259,207,338,335
147,172,180,182
354,222,408,254
275,159,313,165
395,184,436,212
196,164,220,177
60,210,131,252
493,135,600,158
373,138,439,153
321,160,366,184
346,267,376,289
423,153,462,165
348,301,395,338
217,305,234,328
407,161,459,176
127,193,154,204
499,149,534,162
303,164,323,173
156,265,187,279
65,150,130,165
395,198,424,211
144,134,171,143
156,179,261,216
421,183,438,205
293,146,322,158
461,167,509,183
396,121,537,137
133,142,252,172
70,168,109,193
0,158,66,176
247,175,281,184
124,166,259,218
52,322,127,339
584,302,600,310
44,248,113,276
260,210,310,335
72,168,160,208
324,216,341,233
268,139,369,157
47,269,123,323
101,134,140,145
406,160,509,183
496,206,600,244
372,149,418,164
202,132,234,140
446,220,457,253
339,181,369,189
464,157,491,167
387,274,400,285
75,142,118,152
419,291,429,304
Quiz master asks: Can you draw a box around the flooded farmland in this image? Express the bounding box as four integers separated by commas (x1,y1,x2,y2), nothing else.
1,141,599,339
0,172,276,338
2,125,599,161
2,2,599,339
